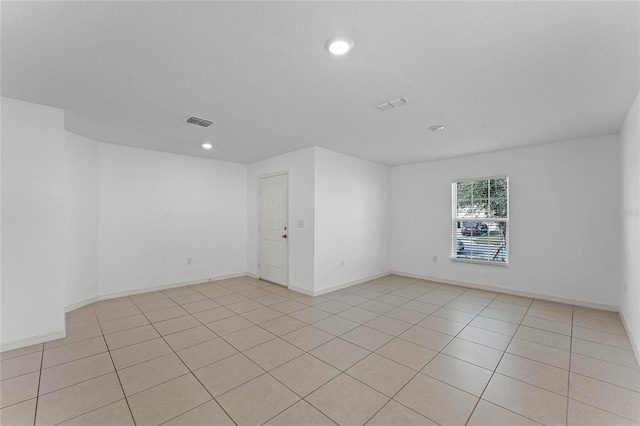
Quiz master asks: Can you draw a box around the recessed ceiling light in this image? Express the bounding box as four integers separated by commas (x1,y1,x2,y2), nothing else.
325,37,353,55
202,142,213,150
428,125,445,132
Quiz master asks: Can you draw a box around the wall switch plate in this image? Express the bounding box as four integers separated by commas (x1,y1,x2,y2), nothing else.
297,220,304,228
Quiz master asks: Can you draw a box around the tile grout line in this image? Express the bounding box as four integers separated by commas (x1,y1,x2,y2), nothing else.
31,344,45,426
352,287,500,426
93,304,138,426
566,305,575,424
463,298,537,426
11,276,638,426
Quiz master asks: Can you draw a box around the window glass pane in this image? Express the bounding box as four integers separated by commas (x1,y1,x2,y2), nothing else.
452,177,508,264
489,178,508,218
454,222,507,263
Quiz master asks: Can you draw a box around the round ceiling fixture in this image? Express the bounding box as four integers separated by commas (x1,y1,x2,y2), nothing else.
428,124,445,132
202,142,213,150
325,37,354,55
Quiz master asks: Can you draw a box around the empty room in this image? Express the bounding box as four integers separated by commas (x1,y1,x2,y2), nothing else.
1,1,639,425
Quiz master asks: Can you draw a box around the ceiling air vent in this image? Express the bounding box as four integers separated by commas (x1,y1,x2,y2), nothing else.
186,116,215,127
375,97,408,112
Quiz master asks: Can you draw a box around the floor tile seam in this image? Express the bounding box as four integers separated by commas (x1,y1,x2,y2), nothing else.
368,343,428,372
303,337,369,372
572,323,632,338
296,366,398,423
137,304,185,315
41,344,110,373
154,322,204,338
465,299,536,426
43,332,108,351
515,322,572,337
239,312,288,327
572,326,630,339
114,344,194,372
472,397,546,426
569,335,634,352
566,396,640,423
29,344,45,426
98,311,146,325
566,307,574,424
93,309,137,426
64,320,101,331
336,307,385,325
362,398,437,426
453,333,511,352
413,370,486,399
568,370,640,395
1,366,43,383
151,298,285,384
37,370,116,398
462,323,518,338
362,369,442,426
568,349,640,371
129,301,223,411
369,292,494,426
243,381,307,426
477,309,524,322
0,348,44,362
106,333,161,352
120,371,195,400
502,348,570,371
525,311,573,325
157,399,238,426
512,333,571,352
261,399,340,426
205,370,271,400
0,396,37,411
489,370,570,397
43,398,129,426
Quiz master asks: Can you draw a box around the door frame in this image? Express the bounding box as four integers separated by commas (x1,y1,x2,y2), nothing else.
257,171,289,287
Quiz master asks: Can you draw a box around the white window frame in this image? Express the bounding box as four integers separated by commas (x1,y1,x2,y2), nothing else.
451,176,509,266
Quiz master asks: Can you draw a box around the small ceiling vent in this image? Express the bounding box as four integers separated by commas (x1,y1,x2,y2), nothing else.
375,97,408,112
186,116,215,127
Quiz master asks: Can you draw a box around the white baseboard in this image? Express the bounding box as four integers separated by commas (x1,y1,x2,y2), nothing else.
391,270,619,312
63,272,248,312
94,272,247,302
619,309,640,365
1,330,66,352
288,284,315,296
313,272,391,297
65,296,100,313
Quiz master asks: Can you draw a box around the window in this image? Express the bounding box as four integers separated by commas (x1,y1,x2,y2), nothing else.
452,177,509,265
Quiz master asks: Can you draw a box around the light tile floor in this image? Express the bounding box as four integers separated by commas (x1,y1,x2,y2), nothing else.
1,275,639,425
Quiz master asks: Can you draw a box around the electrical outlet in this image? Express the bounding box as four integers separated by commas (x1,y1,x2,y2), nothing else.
340,260,344,267
187,257,192,265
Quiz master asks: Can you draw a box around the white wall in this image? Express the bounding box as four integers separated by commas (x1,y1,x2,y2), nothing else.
1,97,66,348
314,148,390,293
391,134,622,307
99,143,247,296
620,91,640,355
247,147,315,293
64,132,99,308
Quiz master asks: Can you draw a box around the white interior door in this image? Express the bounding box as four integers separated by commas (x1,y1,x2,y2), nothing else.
259,174,288,286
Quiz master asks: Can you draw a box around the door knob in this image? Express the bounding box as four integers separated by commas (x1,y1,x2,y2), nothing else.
282,234,287,239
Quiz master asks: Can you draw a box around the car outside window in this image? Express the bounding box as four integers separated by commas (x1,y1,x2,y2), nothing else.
452,177,509,265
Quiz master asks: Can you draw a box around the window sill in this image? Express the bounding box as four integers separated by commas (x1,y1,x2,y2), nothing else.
450,257,509,267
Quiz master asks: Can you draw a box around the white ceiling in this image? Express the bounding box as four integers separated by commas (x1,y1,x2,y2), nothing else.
2,1,638,166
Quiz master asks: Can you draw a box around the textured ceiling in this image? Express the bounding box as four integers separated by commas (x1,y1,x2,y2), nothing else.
2,1,638,165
